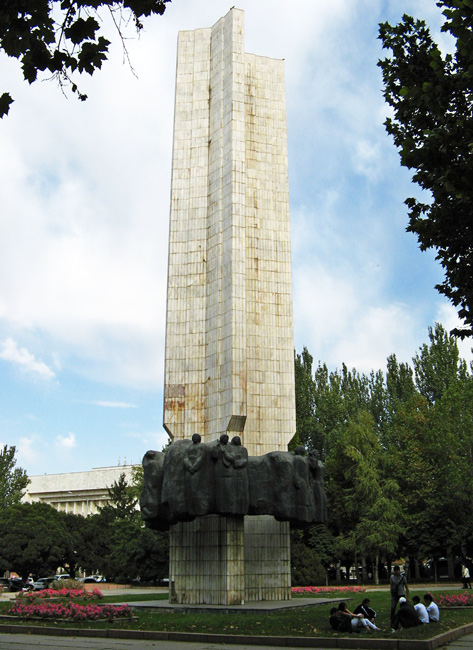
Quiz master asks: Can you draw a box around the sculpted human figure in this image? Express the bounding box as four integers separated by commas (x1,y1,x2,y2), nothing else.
309,449,327,523
229,436,249,514
141,440,327,529
183,433,210,516
161,439,194,523
292,446,315,523
211,433,248,515
140,450,165,524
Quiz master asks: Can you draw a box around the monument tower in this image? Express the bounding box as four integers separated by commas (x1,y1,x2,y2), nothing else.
164,8,296,604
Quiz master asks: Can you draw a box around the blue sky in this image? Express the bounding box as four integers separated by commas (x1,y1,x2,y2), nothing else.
1,0,471,477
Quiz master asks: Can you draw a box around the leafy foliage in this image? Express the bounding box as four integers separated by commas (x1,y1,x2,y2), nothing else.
378,1,473,337
0,502,74,580
99,471,139,522
90,471,168,582
0,0,170,117
294,322,473,583
0,444,29,511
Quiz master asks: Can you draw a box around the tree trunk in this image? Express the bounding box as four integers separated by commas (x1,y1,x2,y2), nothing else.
433,557,438,583
362,557,368,583
336,562,342,583
374,553,380,585
345,562,351,583
447,552,455,580
414,557,420,580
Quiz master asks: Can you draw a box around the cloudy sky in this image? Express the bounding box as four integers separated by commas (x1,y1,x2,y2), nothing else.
1,0,471,477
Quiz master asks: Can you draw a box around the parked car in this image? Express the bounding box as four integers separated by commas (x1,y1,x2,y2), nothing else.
0,578,32,592
79,575,105,583
54,574,71,581
0,578,11,592
33,577,56,591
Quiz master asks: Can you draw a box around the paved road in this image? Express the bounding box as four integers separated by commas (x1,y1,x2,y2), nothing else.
1,633,473,650
446,634,473,649
0,634,311,650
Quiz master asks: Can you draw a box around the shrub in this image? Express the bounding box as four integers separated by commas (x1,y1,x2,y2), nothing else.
17,587,103,601
51,579,78,590
437,592,473,607
8,601,132,621
292,586,366,595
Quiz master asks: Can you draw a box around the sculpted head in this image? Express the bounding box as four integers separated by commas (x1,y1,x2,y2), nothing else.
191,433,201,444
219,433,229,445
294,446,306,456
231,436,241,446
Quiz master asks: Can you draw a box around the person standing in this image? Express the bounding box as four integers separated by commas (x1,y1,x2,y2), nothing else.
462,563,471,589
390,565,410,625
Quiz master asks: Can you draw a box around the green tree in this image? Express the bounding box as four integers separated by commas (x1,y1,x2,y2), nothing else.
91,471,168,581
383,393,435,575
107,518,169,583
60,512,90,579
293,348,317,452
99,471,139,522
414,322,468,403
0,445,29,511
325,411,402,584
290,528,327,587
0,502,73,581
378,2,473,337
427,373,473,562
0,0,170,117
74,512,113,576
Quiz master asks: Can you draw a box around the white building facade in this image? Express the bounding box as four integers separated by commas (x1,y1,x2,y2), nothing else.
22,465,139,516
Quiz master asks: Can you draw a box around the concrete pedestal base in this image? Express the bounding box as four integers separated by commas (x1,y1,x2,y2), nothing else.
169,515,291,605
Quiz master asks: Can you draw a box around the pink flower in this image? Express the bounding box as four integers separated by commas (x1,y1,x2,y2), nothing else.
8,601,132,621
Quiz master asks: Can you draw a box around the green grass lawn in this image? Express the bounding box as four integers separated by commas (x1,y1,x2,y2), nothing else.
1,589,472,640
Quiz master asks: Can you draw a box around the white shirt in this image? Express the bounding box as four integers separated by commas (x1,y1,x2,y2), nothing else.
427,602,440,622
414,602,430,624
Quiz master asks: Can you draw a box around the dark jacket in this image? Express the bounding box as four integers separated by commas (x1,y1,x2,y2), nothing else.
354,603,376,620
393,603,421,629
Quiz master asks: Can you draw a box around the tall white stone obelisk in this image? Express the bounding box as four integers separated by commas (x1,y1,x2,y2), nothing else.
163,8,296,604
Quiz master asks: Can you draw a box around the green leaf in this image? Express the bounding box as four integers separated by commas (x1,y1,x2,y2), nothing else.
64,16,100,45
0,93,14,118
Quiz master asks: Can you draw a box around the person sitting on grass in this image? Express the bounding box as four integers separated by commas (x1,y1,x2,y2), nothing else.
412,595,429,624
329,607,342,630
392,597,422,631
424,593,440,622
337,601,380,632
354,597,376,623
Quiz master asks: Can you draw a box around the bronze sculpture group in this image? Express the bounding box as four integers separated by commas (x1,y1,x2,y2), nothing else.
141,436,327,530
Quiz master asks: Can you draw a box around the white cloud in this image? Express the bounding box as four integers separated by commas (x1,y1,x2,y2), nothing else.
93,401,137,408
124,429,171,452
0,0,461,481
434,303,473,365
0,338,55,380
17,436,41,469
56,433,77,449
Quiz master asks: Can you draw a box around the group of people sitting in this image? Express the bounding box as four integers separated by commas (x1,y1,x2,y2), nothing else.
329,594,440,633
329,599,380,633
392,593,439,631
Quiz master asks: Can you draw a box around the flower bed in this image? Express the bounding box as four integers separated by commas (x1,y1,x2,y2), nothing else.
17,588,102,601
292,586,366,595
8,601,132,621
437,592,473,608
